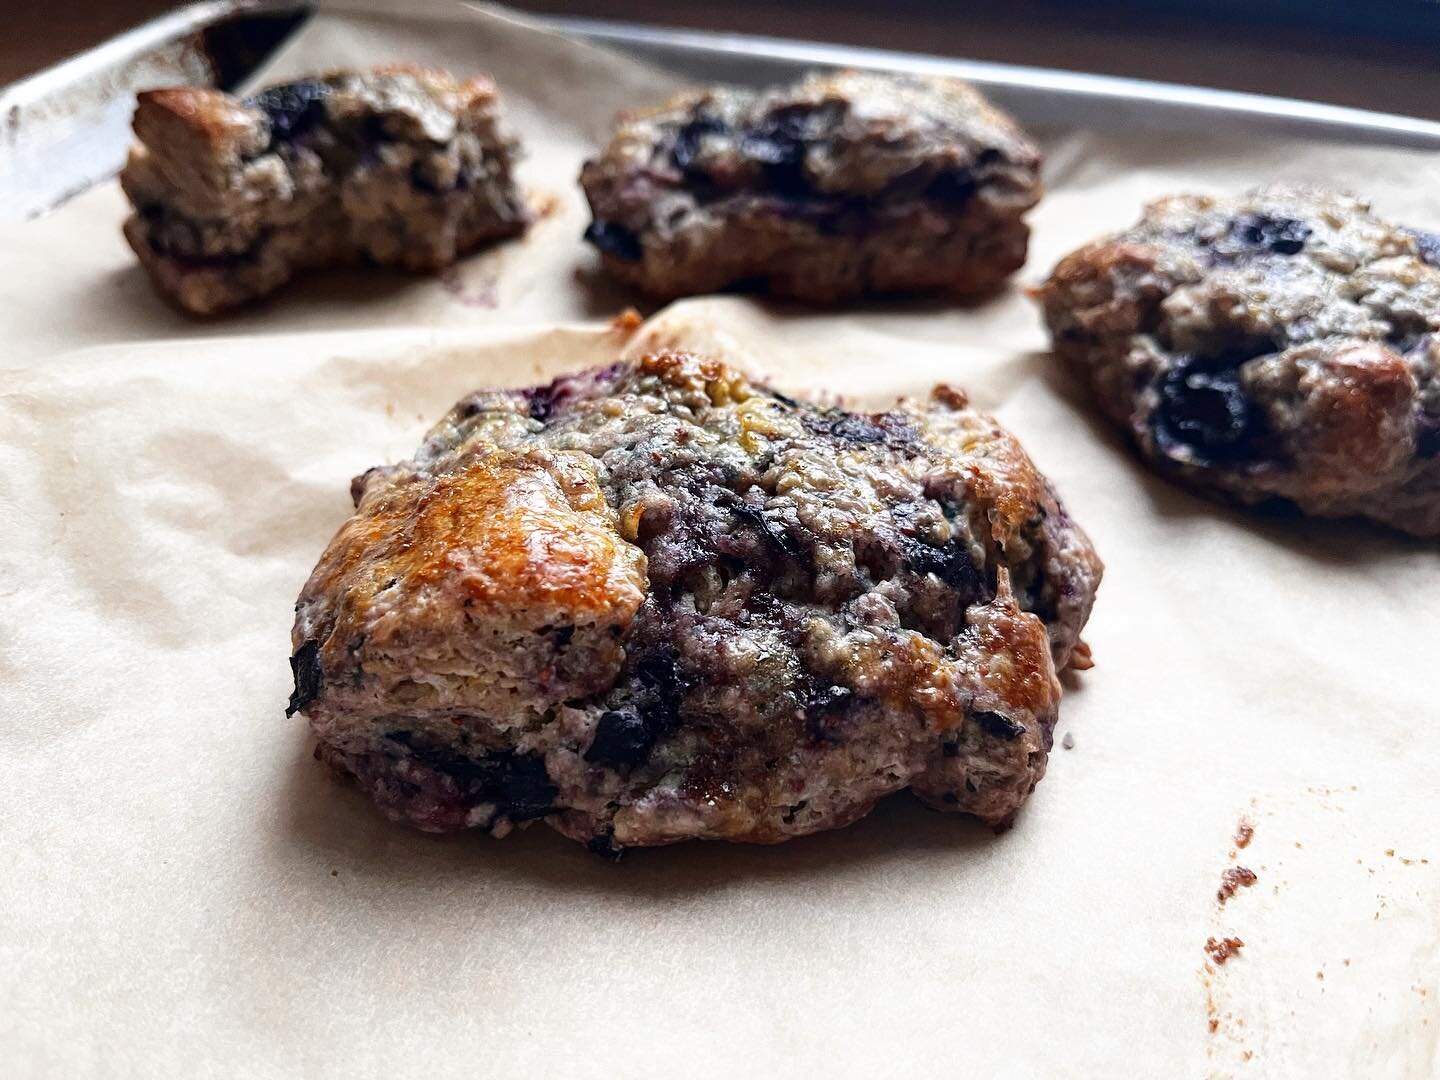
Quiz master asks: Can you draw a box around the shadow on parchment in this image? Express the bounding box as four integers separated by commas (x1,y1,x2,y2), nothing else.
569,262,1015,326
109,261,437,333
1032,351,1432,570
273,733,1006,901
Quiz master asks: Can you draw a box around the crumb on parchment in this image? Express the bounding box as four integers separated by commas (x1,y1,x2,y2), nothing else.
1206,936,1245,965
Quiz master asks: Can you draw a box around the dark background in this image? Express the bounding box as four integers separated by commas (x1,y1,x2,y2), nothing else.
7,1,1440,120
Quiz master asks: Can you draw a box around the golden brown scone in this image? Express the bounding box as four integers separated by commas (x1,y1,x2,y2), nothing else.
289,353,1102,853
1034,187,1440,536
121,67,529,314
580,70,1042,304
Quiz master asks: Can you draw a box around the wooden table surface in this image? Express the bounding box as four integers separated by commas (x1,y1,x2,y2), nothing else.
6,0,1440,122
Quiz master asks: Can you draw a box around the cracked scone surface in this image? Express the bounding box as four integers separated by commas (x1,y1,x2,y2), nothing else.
289,353,1101,852
1036,187,1440,536
579,70,1042,304
121,67,529,314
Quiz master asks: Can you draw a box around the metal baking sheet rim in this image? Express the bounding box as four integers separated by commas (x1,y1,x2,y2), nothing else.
3,0,1440,223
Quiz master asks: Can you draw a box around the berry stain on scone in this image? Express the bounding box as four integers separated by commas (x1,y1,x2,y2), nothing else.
288,353,1101,853
121,67,529,314
579,70,1042,304
1035,188,1440,536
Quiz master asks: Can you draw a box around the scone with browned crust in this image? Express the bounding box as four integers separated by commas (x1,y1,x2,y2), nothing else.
288,353,1101,854
1035,187,1440,536
579,70,1042,304
121,67,529,314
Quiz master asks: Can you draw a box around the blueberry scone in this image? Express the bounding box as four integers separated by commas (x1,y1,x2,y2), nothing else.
579,70,1042,304
288,353,1101,853
1035,187,1440,536
121,67,529,314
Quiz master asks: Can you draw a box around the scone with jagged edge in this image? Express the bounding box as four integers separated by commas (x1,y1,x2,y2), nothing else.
1035,187,1440,536
121,67,529,314
288,353,1102,854
580,70,1042,304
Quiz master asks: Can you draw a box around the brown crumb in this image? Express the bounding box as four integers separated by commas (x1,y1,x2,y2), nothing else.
1344,959,1351,966
1243,1051,1254,1061
932,384,969,410
1067,639,1095,670
1386,848,1395,857
330,869,338,877
1217,865,1259,904
1316,971,1324,980
1206,936,1245,964
1234,817,1255,849
1295,841,1303,848
610,307,643,334
1208,1018,1219,1033
527,190,564,220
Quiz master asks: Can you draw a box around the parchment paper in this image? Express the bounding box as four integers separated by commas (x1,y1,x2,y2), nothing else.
3,4,1438,1077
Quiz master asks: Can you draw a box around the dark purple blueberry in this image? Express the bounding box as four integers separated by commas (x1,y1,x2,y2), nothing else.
524,361,628,422
802,684,853,743
726,497,803,558
385,733,558,821
285,639,323,717
1407,228,1440,268
360,113,393,145
671,115,728,173
486,753,559,821
801,409,920,453
385,731,491,786
248,78,328,143
740,110,816,196
1230,213,1312,256
586,834,624,860
973,710,1025,740
741,116,807,168
584,709,656,770
1154,362,1265,463
804,684,853,718
583,220,643,262
813,195,868,236
1417,414,1440,458
899,535,982,593
602,637,683,750
925,168,977,207
408,160,462,195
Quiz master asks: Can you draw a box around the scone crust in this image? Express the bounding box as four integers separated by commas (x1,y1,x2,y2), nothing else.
1035,187,1440,535
580,69,1042,303
290,353,1101,850
121,67,529,314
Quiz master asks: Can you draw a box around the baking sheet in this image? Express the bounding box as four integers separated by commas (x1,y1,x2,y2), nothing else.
3,2,1439,1077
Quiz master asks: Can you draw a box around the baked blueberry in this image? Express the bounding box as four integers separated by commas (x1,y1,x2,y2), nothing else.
1034,188,1440,535
579,70,1042,304
120,67,529,314
290,353,1102,849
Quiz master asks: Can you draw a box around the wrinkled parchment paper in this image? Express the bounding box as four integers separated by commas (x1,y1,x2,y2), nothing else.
3,3,1438,1076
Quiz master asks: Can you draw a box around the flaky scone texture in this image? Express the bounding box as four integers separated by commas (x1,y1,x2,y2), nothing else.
580,70,1042,304
120,67,529,314
290,353,1101,852
1035,187,1440,536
